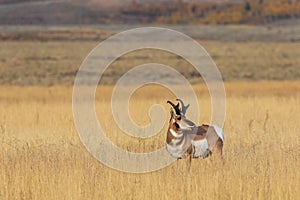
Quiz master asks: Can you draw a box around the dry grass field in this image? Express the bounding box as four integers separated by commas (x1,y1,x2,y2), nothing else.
0,82,299,200
0,24,299,199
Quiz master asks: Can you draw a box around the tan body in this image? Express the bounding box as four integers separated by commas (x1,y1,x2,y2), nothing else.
166,123,224,159
166,99,224,161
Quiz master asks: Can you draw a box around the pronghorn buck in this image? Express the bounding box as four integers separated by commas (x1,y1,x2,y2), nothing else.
166,99,224,162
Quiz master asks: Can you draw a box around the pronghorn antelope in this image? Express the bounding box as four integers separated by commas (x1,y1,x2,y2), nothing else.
166,99,224,161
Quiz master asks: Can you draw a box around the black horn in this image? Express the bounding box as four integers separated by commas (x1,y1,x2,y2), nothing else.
167,100,181,115
176,98,190,115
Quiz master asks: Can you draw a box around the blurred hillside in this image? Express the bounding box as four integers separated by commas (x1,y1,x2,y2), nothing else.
0,0,299,25
124,0,300,24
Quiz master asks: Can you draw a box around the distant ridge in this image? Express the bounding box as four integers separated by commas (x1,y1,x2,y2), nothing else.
0,0,298,25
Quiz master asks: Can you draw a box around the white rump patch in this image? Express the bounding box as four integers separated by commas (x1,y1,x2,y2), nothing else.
212,125,225,142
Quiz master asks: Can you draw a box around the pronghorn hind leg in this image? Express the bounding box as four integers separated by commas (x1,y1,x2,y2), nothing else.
214,138,224,164
216,139,223,156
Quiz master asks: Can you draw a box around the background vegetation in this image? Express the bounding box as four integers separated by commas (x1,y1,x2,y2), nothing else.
124,0,300,24
0,0,299,25
0,25,299,86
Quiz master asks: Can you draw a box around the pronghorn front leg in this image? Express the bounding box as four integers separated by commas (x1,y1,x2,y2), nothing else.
185,154,192,172
186,145,193,172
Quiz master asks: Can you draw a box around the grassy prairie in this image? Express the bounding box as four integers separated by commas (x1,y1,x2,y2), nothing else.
0,82,299,199
0,40,299,85
0,25,299,199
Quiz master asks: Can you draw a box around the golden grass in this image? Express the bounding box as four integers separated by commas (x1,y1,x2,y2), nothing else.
0,82,299,199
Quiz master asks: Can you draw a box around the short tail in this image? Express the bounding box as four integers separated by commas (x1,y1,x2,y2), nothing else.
212,125,225,142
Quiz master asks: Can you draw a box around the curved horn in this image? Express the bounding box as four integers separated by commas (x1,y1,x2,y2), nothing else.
167,100,181,115
176,98,190,115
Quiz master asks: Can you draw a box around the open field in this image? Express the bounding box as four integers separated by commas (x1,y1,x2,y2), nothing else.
0,40,299,85
0,24,299,86
0,82,299,199
0,24,299,199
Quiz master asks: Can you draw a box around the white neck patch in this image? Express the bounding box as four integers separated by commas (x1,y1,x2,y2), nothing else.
169,128,181,137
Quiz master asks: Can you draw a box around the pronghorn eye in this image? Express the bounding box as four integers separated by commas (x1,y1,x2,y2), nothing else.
177,116,181,120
